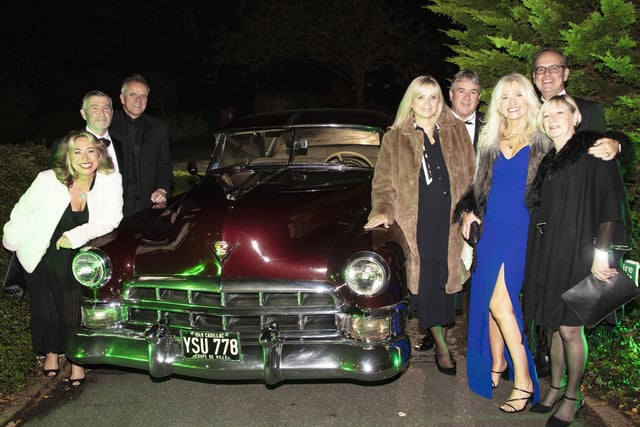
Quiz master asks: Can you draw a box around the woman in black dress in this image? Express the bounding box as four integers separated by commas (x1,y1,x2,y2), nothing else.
3,130,123,386
365,75,475,375
523,95,631,426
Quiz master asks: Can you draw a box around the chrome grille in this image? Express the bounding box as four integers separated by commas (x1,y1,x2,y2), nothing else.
122,279,341,336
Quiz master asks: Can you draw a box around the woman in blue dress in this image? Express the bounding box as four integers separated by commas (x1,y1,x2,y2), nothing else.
454,74,550,412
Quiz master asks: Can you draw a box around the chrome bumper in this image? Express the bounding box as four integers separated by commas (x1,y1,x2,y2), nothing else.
67,320,410,386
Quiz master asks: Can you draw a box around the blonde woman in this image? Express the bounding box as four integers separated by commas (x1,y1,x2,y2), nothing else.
523,95,631,426
455,74,549,411
3,130,123,386
365,75,475,375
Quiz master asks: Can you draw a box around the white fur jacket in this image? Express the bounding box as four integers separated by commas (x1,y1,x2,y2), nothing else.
3,169,123,273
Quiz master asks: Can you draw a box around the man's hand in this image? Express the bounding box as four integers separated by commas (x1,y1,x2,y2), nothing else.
588,137,620,161
150,188,167,205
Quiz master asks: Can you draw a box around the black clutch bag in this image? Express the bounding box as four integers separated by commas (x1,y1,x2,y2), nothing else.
561,269,640,328
467,221,481,246
2,252,26,301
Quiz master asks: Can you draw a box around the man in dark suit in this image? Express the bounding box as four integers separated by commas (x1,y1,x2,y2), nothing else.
532,47,620,157
50,91,123,171
110,74,173,217
449,69,484,149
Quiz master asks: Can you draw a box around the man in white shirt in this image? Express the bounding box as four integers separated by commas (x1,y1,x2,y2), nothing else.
50,91,123,171
449,70,483,149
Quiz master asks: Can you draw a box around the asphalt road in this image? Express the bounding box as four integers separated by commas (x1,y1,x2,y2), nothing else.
3,316,630,427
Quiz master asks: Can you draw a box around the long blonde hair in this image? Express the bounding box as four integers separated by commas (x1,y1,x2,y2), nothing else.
477,73,541,157
392,75,444,128
53,130,115,187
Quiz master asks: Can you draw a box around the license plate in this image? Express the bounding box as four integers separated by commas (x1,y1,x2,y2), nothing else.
181,330,241,361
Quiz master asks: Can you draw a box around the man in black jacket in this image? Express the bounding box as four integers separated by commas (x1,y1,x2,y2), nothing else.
110,74,173,217
449,69,484,150
532,47,620,157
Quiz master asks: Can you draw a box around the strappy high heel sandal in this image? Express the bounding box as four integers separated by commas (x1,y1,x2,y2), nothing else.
499,387,534,413
491,366,509,388
43,353,59,378
546,395,584,427
530,385,565,413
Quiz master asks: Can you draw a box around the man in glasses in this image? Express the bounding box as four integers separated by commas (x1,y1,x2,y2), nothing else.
532,47,620,157
532,47,607,132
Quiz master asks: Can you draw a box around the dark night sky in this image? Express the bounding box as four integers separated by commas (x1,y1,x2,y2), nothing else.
0,0,454,142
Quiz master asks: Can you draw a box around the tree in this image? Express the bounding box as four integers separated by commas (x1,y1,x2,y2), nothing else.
426,0,639,135
205,0,453,109
427,0,640,256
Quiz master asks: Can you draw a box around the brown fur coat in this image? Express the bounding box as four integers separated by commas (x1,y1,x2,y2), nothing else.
369,106,475,294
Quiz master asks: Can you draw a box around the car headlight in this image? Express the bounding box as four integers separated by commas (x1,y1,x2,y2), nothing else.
81,302,122,328
72,247,112,288
346,315,390,341
344,252,389,296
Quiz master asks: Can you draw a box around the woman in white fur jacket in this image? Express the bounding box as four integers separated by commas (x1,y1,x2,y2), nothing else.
3,130,123,386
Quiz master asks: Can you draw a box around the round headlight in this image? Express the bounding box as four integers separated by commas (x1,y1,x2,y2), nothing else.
344,252,389,296
72,247,112,288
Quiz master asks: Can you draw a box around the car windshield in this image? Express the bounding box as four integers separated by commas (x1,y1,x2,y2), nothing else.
210,126,382,171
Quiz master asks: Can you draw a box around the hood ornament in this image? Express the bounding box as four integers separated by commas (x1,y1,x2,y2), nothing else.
208,240,238,273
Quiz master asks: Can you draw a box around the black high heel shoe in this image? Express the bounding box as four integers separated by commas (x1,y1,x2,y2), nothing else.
435,352,457,376
546,395,584,427
499,387,533,413
414,332,434,352
530,385,565,413
42,353,59,377
43,368,59,377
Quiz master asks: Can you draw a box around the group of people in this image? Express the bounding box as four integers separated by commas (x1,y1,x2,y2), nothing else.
3,74,173,387
365,47,630,427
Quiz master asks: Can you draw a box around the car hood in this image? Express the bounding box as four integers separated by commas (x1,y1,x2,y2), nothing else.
124,168,374,281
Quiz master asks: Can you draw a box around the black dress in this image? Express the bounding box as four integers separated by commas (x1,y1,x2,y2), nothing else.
412,128,455,329
27,204,89,354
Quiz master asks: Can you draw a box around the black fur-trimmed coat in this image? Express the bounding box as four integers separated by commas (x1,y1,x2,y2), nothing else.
522,130,632,329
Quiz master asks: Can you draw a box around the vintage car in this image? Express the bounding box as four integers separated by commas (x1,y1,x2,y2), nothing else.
67,108,411,385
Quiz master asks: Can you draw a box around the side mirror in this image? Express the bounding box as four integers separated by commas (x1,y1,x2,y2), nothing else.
187,161,202,181
187,161,199,176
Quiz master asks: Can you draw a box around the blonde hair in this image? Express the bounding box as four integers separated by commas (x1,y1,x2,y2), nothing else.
53,130,115,187
537,94,582,135
477,73,541,157
392,75,444,128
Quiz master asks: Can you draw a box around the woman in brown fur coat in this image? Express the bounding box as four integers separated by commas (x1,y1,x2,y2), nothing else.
365,75,475,375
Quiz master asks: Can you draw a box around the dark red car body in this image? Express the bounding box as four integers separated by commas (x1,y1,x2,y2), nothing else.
67,109,411,385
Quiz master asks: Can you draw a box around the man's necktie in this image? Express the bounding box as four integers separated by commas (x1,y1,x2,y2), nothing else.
464,120,473,125
99,137,111,147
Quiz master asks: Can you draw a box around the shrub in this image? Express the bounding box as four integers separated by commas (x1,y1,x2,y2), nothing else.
585,300,640,424
0,142,49,396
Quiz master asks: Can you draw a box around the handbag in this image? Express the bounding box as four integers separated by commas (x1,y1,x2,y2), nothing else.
2,252,26,301
561,269,640,328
